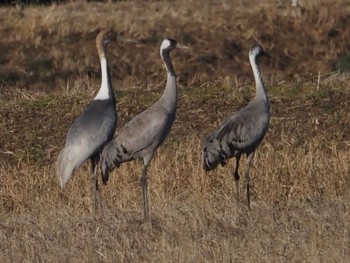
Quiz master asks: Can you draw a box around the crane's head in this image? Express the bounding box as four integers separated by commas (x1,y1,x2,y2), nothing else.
97,30,137,50
160,38,190,53
249,44,270,59
103,31,118,45
96,30,118,48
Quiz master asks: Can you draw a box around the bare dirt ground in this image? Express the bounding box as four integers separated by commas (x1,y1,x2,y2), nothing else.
0,0,350,262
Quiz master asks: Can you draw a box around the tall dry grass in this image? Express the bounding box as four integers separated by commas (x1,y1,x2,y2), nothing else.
1,134,349,262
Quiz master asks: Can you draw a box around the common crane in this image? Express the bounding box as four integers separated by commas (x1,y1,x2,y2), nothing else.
101,38,189,221
201,45,270,209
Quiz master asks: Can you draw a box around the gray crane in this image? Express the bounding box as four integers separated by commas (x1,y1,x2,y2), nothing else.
101,38,189,221
56,30,132,211
201,45,270,209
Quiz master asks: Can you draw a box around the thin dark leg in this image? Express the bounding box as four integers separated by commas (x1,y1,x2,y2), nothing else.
140,164,149,221
244,152,255,209
233,155,241,204
91,155,101,213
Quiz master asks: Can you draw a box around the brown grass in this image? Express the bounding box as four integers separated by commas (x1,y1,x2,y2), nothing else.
1,0,350,262
1,134,350,262
1,0,350,90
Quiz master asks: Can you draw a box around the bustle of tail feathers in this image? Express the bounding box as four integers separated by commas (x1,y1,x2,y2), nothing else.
201,134,229,172
101,142,123,185
56,147,75,188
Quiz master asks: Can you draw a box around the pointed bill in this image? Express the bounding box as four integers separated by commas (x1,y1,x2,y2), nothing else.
176,43,190,50
118,36,138,44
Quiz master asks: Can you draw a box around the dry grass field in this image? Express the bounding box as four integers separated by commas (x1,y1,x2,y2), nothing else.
1,0,350,262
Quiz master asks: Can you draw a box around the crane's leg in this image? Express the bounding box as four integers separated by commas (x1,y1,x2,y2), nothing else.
233,155,241,204
140,163,150,221
244,152,255,209
91,155,102,213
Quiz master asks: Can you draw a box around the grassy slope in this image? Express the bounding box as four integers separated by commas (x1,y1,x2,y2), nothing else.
1,1,350,262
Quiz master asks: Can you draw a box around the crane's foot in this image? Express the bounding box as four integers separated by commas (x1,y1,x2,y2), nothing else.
142,182,150,221
92,176,103,215
93,193,103,213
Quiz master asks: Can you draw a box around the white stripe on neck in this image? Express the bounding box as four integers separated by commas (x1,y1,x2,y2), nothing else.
94,58,110,100
249,55,266,101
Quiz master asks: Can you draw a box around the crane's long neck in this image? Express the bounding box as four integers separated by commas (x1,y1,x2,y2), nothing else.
159,49,177,110
250,55,268,103
94,48,115,102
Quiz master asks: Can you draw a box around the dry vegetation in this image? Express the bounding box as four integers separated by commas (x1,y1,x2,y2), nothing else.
1,0,350,262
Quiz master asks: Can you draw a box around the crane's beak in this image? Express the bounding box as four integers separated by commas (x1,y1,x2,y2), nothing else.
176,43,191,50
118,36,138,44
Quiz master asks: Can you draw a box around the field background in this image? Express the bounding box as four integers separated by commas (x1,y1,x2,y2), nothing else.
1,0,350,262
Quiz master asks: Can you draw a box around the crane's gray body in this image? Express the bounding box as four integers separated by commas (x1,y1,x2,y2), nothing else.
201,45,270,208
202,95,269,170
57,98,116,186
101,98,176,174
66,98,116,156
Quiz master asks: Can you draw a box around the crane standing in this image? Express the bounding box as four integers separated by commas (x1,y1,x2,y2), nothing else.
201,45,270,209
56,30,132,210
101,38,189,221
